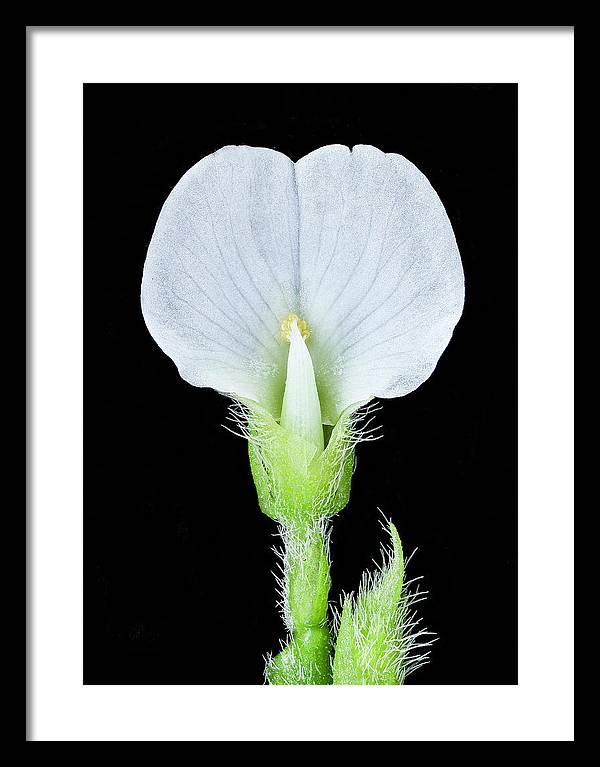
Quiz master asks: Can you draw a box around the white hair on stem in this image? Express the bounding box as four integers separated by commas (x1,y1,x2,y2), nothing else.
269,517,332,633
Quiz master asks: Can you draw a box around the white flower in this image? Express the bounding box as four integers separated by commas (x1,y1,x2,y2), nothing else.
141,144,464,443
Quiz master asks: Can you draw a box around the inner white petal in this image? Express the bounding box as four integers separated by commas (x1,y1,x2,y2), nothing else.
280,320,324,453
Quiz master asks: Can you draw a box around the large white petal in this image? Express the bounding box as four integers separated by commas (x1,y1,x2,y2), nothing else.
295,145,464,423
141,146,300,416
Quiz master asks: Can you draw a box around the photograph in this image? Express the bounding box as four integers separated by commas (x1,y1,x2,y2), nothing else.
83,83,517,686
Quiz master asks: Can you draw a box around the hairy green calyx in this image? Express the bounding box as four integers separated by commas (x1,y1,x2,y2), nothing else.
246,404,356,527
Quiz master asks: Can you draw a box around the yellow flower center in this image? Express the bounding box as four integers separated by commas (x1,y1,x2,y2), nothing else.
280,313,311,342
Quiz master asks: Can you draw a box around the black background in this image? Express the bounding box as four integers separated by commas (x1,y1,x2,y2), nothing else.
84,84,517,684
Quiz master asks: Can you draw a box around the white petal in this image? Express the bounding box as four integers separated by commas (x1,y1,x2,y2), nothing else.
280,321,324,453
295,145,464,423
141,146,300,416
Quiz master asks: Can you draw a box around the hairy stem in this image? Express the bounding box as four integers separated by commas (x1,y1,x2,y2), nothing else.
267,521,332,685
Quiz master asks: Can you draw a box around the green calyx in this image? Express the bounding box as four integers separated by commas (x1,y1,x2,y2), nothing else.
247,404,356,527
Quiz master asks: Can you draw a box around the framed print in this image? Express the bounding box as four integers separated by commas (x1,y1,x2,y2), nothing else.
27,26,574,742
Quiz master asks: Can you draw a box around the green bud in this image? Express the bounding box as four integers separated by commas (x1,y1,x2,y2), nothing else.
332,522,406,685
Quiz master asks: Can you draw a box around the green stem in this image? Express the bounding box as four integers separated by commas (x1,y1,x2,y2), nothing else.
267,522,332,685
